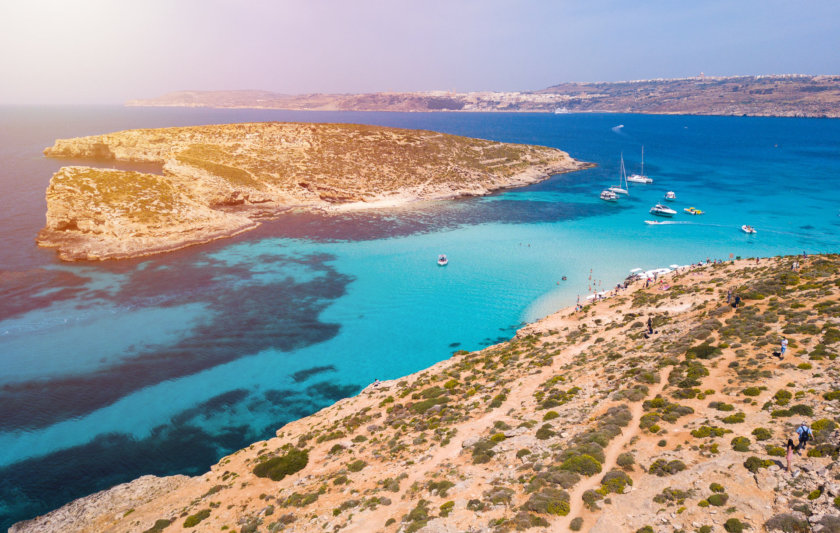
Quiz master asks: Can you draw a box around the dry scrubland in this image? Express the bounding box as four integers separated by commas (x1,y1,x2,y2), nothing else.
38,122,586,260
13,255,840,533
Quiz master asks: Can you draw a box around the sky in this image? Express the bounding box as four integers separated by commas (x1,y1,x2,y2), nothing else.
0,0,838,104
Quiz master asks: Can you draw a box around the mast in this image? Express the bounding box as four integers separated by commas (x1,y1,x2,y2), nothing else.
641,145,645,177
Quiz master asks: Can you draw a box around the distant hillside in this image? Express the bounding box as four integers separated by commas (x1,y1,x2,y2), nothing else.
128,75,840,118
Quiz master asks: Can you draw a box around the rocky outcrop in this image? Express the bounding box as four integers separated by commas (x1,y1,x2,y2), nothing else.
39,122,591,261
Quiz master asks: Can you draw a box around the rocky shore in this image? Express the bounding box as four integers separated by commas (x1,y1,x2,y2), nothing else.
38,122,590,261
13,255,840,532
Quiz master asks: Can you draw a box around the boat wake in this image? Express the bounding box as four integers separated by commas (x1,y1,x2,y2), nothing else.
611,124,625,134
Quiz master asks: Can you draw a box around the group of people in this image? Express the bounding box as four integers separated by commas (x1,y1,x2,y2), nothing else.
785,422,815,472
726,289,742,308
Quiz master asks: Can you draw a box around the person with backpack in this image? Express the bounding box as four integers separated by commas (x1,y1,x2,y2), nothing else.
796,422,813,452
780,337,788,358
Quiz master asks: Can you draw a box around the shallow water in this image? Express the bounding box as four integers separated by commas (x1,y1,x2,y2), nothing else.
1,106,840,527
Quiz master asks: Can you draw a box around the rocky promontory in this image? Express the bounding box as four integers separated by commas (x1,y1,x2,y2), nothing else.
39,122,590,261
13,255,840,532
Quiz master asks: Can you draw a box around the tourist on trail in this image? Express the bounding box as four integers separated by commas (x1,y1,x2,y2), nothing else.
647,317,653,335
733,295,741,308
727,290,732,303
796,422,813,452
786,438,795,472
781,337,788,358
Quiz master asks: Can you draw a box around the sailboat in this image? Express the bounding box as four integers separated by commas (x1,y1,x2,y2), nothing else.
627,146,653,184
608,153,629,195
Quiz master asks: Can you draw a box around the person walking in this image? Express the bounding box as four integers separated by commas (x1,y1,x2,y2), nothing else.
733,295,741,308
726,290,732,304
780,337,788,358
647,317,654,335
786,438,795,472
796,422,813,452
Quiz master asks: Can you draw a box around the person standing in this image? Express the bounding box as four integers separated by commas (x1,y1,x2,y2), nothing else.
781,337,788,358
796,422,813,452
726,290,732,304
786,438,795,472
734,295,741,308
647,317,654,335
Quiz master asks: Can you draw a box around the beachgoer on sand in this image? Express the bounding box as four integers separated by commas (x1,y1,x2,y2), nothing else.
781,337,788,357
786,438,795,472
796,422,813,452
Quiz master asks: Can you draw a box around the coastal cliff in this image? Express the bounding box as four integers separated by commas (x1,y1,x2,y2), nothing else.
39,123,590,261
13,255,840,532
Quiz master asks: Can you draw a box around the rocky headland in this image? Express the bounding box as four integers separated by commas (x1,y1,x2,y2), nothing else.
38,123,589,261
13,255,840,532
127,75,840,118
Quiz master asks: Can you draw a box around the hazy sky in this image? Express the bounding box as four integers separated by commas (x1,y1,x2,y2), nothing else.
1,0,838,104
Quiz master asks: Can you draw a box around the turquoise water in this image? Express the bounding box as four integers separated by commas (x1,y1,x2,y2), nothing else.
1,107,840,527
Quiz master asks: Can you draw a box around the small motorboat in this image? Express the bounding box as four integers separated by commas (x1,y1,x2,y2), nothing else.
437,254,449,266
644,220,666,225
649,204,677,217
684,207,704,215
664,191,676,201
741,225,757,234
600,189,618,202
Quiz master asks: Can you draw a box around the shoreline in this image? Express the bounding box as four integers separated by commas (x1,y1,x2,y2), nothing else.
38,154,592,262
12,254,814,533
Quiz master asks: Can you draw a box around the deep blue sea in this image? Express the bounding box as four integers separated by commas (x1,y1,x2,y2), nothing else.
1,106,839,528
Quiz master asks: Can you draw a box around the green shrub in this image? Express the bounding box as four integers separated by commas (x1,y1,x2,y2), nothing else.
648,459,686,476
183,509,211,528
522,487,570,516
543,411,560,421
751,427,772,440
721,412,746,424
771,409,792,418
347,460,366,472
427,480,455,497
788,404,814,416
490,432,506,443
599,469,633,494
636,527,654,533
142,519,172,533
731,436,751,452
710,482,725,493
823,390,840,401
724,518,747,533
253,448,309,481
439,501,454,518
569,517,584,531
774,389,792,406
616,452,635,470
766,445,786,456
743,456,773,473
516,448,532,459
653,487,691,505
691,425,730,438
742,387,761,397
536,424,555,440
560,454,602,476
807,489,821,500
710,401,736,412
707,493,729,506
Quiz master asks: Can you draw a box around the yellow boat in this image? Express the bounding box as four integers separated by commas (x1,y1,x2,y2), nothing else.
684,207,704,215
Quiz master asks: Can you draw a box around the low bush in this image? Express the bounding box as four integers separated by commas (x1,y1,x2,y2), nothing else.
731,436,751,452
724,518,747,533
648,459,686,476
183,509,211,528
560,454,602,476
253,448,309,481
752,427,772,440
764,513,810,533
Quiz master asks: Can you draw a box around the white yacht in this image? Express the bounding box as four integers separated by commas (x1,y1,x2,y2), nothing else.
664,191,676,201
437,254,449,266
608,153,630,195
627,146,653,183
600,190,618,202
649,203,676,217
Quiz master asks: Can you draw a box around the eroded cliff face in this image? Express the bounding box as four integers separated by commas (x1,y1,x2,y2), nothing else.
13,256,840,533
39,122,590,260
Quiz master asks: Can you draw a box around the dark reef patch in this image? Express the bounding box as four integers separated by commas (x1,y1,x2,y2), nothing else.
0,252,351,431
0,268,90,321
291,365,337,383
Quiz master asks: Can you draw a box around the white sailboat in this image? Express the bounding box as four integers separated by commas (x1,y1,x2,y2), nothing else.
608,153,629,195
627,146,653,184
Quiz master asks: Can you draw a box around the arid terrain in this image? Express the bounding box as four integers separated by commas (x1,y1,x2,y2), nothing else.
127,75,840,118
38,122,588,261
13,255,840,532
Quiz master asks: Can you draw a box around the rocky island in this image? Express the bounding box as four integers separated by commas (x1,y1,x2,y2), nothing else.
39,122,589,261
12,255,840,532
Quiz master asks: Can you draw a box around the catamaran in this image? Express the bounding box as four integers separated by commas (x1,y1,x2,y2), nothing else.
608,153,629,195
627,146,653,184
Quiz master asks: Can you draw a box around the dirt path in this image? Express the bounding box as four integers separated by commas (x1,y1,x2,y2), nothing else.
559,367,670,530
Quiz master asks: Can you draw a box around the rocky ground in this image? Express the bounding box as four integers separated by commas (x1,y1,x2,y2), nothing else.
12,255,840,533
38,123,588,261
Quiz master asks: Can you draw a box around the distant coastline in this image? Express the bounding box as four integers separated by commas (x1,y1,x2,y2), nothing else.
127,74,840,118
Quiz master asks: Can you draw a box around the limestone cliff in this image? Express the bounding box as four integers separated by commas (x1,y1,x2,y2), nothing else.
39,122,591,261
14,256,840,532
